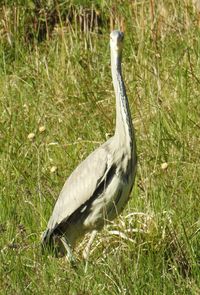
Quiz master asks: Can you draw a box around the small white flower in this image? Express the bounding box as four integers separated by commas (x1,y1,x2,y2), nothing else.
161,162,168,170
39,126,46,132
50,166,57,173
27,133,35,140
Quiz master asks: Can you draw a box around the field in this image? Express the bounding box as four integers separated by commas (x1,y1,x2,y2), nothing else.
0,1,200,294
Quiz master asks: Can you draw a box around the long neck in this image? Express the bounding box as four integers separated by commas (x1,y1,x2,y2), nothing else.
111,49,134,151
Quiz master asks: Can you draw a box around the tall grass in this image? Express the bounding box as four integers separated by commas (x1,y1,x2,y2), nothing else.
0,1,200,294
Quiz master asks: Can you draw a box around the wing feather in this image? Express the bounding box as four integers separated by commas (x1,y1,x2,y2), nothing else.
46,143,113,234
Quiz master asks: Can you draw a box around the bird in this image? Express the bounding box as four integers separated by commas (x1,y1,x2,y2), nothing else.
41,30,137,262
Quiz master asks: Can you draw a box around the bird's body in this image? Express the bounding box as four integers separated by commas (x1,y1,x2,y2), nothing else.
42,30,137,258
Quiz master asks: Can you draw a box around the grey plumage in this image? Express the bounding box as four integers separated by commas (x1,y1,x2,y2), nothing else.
41,30,137,259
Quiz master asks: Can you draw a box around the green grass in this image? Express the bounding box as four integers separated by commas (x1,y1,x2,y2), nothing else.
0,1,200,294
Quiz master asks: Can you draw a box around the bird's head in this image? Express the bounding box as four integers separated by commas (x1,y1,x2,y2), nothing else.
110,30,124,54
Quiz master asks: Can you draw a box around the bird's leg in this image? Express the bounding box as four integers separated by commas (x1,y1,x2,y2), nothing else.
60,236,76,265
83,230,97,261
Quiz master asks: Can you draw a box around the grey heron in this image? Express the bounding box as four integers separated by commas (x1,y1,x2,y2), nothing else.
41,30,137,261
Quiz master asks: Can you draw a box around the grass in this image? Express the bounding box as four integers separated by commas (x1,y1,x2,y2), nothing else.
0,1,200,294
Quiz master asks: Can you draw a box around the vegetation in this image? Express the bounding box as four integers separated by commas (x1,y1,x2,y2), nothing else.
0,1,200,294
